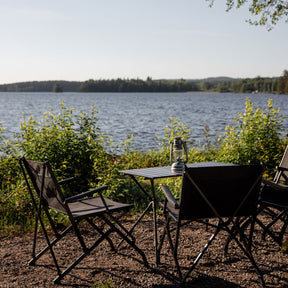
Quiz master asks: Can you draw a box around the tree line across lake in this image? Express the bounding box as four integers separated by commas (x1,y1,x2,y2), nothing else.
0,70,287,94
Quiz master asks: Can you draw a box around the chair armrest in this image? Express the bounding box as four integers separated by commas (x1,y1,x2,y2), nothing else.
160,184,179,209
65,185,108,202
277,166,288,172
58,177,75,186
262,179,288,191
277,166,288,183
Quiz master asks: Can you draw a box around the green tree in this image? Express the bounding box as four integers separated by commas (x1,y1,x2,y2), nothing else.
209,0,288,29
53,84,63,92
217,81,231,92
277,70,288,94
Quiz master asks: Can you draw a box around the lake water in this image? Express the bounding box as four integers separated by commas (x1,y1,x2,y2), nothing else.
0,92,287,152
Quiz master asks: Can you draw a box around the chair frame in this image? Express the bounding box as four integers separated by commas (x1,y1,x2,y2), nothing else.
158,164,265,287
255,145,288,246
19,157,148,284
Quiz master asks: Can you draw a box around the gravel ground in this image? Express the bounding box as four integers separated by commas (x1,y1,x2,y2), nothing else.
1,214,288,288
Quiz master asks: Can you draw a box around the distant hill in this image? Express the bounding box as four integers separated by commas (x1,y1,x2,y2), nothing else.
191,76,242,83
156,77,242,83
0,80,82,92
0,77,242,93
0,76,280,94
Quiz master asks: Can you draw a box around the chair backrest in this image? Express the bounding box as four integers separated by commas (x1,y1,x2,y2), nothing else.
179,165,263,220
20,158,67,214
274,145,288,183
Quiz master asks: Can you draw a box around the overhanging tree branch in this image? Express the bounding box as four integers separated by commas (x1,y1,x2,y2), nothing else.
208,0,288,30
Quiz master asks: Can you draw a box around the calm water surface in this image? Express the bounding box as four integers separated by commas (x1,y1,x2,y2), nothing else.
0,92,287,151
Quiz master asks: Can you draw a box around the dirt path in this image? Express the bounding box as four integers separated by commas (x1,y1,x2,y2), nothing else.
1,216,288,288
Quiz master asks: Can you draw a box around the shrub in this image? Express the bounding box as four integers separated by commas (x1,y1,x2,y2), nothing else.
13,103,112,190
216,98,287,177
0,103,113,233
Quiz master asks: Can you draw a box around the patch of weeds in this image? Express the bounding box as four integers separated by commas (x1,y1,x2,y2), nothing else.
282,240,288,254
91,279,115,288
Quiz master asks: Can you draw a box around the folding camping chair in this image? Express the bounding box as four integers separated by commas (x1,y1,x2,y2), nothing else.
255,145,288,246
19,157,148,284
158,164,265,287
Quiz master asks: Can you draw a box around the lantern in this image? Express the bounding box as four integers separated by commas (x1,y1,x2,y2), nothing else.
170,137,188,172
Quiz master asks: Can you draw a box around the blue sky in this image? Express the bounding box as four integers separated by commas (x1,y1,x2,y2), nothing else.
0,0,287,84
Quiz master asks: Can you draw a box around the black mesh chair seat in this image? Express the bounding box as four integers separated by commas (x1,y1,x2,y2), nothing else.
261,184,288,207
68,197,133,218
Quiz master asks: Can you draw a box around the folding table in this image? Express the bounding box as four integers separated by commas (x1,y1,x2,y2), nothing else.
119,161,235,264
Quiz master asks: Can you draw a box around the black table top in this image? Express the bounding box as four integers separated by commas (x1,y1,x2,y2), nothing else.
119,162,236,180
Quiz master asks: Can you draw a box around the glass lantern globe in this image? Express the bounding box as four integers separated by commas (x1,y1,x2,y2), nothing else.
169,137,188,172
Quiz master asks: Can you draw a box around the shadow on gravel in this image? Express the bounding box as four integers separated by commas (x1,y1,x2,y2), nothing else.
151,274,244,288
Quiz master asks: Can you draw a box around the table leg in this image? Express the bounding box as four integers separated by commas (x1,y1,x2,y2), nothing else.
130,175,153,202
150,179,160,265
125,175,159,265
117,201,153,248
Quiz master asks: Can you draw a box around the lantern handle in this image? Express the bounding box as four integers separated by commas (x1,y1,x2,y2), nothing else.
183,140,188,163
169,140,174,164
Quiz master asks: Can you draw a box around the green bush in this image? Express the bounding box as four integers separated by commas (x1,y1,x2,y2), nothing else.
216,98,287,177
15,103,111,188
0,103,113,233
